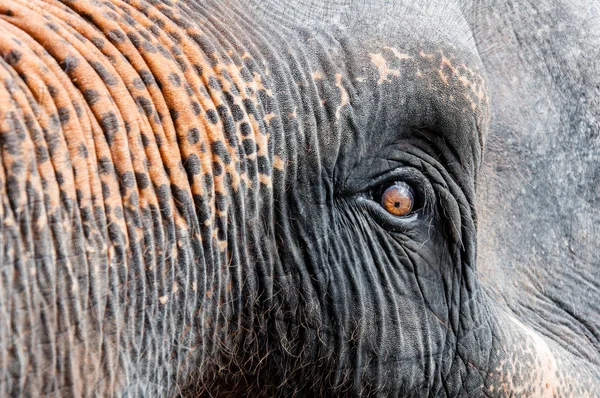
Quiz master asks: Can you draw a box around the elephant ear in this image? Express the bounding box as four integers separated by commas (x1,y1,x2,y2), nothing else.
472,0,600,362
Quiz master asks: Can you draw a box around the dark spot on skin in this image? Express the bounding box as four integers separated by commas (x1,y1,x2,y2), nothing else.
168,72,181,87
4,78,15,95
257,156,270,175
89,61,117,86
36,146,49,163
106,29,125,44
155,184,172,216
23,115,37,137
216,105,237,146
220,71,233,85
217,219,227,240
48,113,60,132
187,127,200,145
208,76,221,91
139,70,155,86
100,112,119,144
154,133,162,147
171,183,196,221
157,44,172,59
212,161,223,176
202,172,213,190
192,64,203,76
142,41,157,54
6,177,20,206
141,133,150,147
169,108,179,121
135,172,149,189
47,85,59,99
83,89,100,106
191,101,201,115
61,56,79,72
45,22,59,32
5,9,14,16
91,37,105,49
10,160,24,175
121,171,135,188
0,129,21,156
149,24,161,37
136,96,154,117
168,31,181,44
193,194,210,223
242,139,256,155
176,58,188,72
78,143,88,158
185,154,201,176
102,182,111,199
98,157,114,175
223,91,235,108
240,66,252,82
150,16,165,29
4,50,21,66
211,141,231,164
231,104,244,122
205,108,219,124
76,189,85,205
103,11,119,22
242,98,259,119
132,78,145,89
73,102,83,118
139,30,151,41
122,13,137,27
127,32,141,48
12,116,26,141
240,122,252,137
215,192,227,212
55,172,65,186
46,133,61,152
58,107,70,125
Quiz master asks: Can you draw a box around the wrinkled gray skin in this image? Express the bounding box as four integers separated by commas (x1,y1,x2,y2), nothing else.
0,0,599,396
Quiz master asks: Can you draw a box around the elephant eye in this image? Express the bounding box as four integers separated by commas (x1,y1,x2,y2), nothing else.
373,181,415,217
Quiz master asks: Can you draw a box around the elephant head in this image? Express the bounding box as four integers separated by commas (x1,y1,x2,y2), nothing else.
0,0,598,396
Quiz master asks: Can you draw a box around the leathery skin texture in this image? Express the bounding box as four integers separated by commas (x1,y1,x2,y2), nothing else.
0,0,599,396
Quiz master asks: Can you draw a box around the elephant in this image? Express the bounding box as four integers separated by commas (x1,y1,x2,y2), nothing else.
0,0,598,396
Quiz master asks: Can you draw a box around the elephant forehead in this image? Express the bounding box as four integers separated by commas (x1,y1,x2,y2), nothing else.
269,31,490,181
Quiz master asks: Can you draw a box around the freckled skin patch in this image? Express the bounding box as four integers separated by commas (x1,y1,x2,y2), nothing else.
0,0,282,395
369,52,401,84
334,73,349,119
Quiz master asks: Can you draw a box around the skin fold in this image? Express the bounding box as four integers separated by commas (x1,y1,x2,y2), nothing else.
0,0,598,396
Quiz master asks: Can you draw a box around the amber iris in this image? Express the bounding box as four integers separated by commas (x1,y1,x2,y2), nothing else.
380,182,414,216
